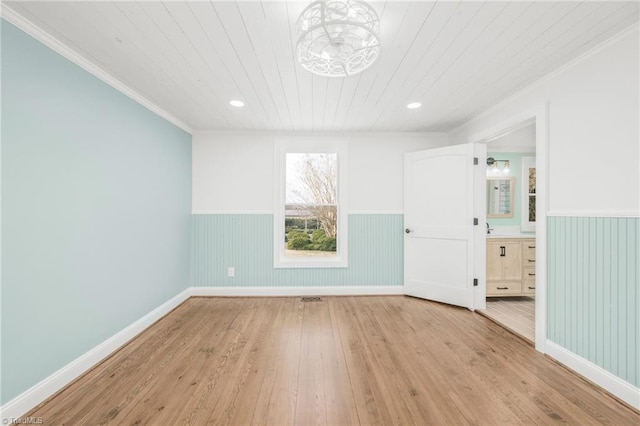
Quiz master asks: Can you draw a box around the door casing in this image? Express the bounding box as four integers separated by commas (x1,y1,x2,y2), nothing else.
467,104,549,353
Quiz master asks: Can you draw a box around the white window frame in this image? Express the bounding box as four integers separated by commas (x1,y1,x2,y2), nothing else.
274,140,348,268
521,156,536,232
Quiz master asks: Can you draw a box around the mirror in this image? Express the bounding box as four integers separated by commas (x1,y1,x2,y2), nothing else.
487,177,514,218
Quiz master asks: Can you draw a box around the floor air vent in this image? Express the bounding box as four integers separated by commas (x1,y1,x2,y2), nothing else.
301,297,322,302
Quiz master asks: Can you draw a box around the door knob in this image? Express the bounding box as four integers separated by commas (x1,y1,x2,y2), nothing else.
405,228,412,234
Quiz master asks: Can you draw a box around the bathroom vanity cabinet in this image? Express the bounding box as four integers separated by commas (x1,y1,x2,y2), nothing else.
487,237,536,297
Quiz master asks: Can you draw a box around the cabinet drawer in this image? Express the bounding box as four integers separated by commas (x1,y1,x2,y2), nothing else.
523,267,536,294
487,281,522,296
523,240,536,262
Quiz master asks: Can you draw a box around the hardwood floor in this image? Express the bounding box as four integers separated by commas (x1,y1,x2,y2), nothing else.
29,296,639,425
480,296,536,342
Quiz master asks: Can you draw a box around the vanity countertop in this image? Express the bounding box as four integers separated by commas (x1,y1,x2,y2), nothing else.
487,233,535,239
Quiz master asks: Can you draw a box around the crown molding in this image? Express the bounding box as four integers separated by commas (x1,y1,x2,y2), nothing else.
1,6,193,134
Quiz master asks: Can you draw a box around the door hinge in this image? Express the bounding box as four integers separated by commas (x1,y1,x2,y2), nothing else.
473,218,479,225
473,157,479,165
473,278,478,287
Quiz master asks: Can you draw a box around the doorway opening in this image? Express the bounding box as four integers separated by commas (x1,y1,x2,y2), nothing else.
480,121,537,342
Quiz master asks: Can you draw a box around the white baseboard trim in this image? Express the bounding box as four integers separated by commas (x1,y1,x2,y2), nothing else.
545,340,640,410
0,288,192,421
191,285,404,297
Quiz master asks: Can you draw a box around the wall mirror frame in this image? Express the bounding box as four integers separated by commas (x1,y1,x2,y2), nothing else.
487,176,515,218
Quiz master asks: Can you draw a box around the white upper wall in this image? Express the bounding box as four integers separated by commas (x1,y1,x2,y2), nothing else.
192,132,448,213
487,123,536,153
450,25,639,215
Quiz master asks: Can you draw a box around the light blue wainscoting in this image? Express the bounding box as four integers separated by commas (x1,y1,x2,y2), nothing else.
191,214,403,287
547,216,638,387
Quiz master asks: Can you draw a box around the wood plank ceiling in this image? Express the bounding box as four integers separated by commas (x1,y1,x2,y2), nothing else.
5,1,639,132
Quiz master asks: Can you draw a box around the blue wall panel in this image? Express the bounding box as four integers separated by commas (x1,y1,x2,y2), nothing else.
548,216,638,387
1,21,192,403
191,214,403,287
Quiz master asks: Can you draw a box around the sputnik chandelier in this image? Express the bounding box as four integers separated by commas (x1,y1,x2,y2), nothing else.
295,0,380,78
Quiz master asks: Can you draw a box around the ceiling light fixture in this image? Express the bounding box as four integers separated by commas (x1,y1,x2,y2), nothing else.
229,100,245,108
407,102,422,109
296,0,380,78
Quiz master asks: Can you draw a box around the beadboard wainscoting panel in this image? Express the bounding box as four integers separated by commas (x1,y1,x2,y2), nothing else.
191,214,403,287
547,216,638,387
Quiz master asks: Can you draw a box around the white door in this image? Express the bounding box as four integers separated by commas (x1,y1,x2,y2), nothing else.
404,143,486,310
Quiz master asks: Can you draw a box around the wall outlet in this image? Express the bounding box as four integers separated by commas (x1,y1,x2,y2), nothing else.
227,267,235,278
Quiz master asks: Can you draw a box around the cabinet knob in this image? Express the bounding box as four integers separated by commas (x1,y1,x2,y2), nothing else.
497,287,509,290
405,228,412,234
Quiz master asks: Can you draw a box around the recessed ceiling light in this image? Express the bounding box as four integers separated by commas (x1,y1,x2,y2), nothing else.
407,102,422,109
229,100,245,108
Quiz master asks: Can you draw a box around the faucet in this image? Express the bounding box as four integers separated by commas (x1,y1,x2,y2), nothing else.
486,223,494,235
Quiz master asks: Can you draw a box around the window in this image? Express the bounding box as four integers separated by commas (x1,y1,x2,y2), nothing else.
521,157,536,232
274,142,347,268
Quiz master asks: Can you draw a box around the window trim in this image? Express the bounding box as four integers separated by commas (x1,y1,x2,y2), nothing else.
521,156,536,232
274,140,348,268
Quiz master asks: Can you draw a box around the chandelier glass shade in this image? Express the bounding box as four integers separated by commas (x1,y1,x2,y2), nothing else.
296,0,380,78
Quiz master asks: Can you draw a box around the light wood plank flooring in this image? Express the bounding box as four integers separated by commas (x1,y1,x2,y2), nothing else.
481,296,536,343
29,296,639,425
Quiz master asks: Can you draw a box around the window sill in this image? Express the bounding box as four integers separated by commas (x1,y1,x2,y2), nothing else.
274,256,348,269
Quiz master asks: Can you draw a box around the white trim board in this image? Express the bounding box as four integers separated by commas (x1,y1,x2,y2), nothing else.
0,289,192,421
191,286,404,297
347,211,404,215
191,211,404,215
485,146,535,154
0,6,192,134
191,211,274,215
191,129,448,138
545,340,640,411
547,211,640,218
